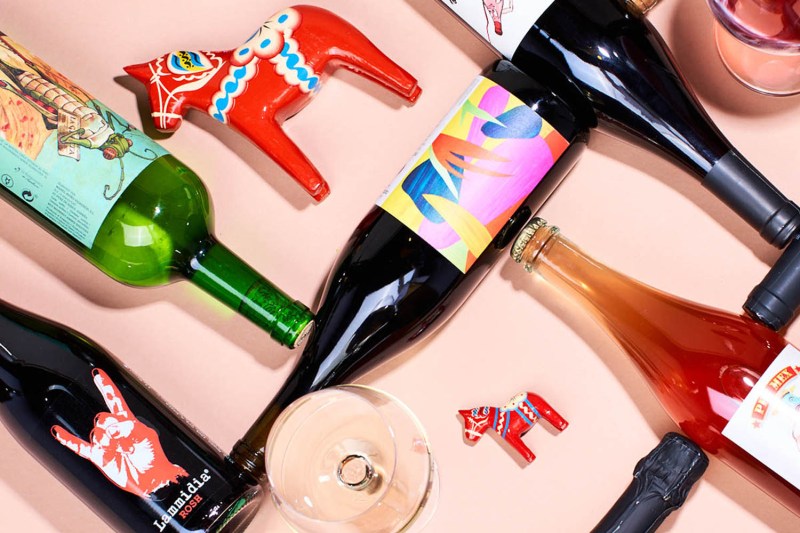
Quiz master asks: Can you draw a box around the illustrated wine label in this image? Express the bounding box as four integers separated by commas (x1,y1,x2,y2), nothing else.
723,344,800,490
377,76,568,273
0,33,167,248
47,367,241,531
438,0,555,59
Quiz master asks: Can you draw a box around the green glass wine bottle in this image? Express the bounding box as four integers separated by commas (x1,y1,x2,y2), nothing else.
0,32,313,348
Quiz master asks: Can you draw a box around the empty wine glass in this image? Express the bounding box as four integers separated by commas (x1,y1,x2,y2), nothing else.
265,385,438,532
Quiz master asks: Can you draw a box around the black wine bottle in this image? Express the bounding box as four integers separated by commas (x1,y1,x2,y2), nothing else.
228,59,591,480
0,299,262,532
592,433,708,533
436,0,800,248
745,235,800,330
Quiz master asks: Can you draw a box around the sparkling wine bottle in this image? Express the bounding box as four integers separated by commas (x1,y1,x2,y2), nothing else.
0,298,263,532
228,59,591,479
437,0,800,248
0,32,312,348
511,217,800,516
591,433,708,533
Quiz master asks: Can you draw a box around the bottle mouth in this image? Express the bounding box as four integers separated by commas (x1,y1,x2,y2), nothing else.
290,319,315,349
625,0,659,16
510,217,560,272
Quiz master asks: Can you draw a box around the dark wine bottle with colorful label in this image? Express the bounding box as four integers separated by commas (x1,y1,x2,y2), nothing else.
437,0,800,248
0,299,262,532
229,59,591,480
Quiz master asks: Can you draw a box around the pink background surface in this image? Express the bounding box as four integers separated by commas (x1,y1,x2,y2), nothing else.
2,0,800,531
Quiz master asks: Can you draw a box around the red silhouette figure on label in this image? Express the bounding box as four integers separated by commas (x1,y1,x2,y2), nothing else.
51,368,189,497
124,5,421,202
458,391,568,463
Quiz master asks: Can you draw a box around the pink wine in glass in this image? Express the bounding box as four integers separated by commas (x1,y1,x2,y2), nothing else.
708,0,800,94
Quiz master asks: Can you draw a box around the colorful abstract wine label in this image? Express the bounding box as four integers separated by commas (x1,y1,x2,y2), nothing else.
377,76,569,273
438,0,555,59
0,33,167,248
723,344,800,490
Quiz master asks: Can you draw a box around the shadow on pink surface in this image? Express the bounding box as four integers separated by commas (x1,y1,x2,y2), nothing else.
588,131,782,266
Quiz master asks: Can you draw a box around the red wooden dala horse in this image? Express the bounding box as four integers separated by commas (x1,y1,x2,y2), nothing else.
124,5,421,201
458,392,568,463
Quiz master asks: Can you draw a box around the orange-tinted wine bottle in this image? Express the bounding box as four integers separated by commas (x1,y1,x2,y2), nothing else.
511,218,800,516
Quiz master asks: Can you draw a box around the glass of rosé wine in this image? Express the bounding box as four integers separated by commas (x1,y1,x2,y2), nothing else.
707,0,800,95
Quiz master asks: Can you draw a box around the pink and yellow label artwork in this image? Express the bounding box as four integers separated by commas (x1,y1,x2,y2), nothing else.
377,77,568,273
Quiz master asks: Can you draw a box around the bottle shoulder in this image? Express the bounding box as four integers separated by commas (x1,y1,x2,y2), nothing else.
87,154,214,285
513,1,729,167
486,60,592,138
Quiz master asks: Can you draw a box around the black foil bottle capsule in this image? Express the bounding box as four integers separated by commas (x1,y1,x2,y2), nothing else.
592,433,708,533
437,0,800,248
230,60,590,480
0,300,262,532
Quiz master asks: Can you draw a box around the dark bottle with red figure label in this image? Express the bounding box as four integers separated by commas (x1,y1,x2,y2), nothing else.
0,299,262,532
228,59,591,480
437,0,800,248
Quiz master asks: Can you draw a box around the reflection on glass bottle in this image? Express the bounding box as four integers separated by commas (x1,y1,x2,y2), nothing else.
438,0,800,247
511,218,800,516
0,299,262,531
591,433,708,533
229,60,591,480
0,32,312,348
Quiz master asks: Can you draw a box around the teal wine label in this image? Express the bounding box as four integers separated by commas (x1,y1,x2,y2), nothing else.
0,34,167,248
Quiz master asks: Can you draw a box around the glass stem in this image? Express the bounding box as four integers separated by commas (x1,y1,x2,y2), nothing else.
186,238,314,348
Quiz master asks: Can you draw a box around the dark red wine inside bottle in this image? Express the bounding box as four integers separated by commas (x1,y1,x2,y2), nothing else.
229,60,591,480
0,300,262,532
437,0,800,248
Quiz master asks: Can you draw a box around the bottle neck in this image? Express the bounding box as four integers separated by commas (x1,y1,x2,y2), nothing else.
186,239,314,349
591,433,708,533
228,371,309,484
591,480,672,533
704,149,800,248
512,220,701,380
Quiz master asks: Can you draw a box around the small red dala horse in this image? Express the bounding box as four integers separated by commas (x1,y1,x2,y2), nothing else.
459,391,568,463
125,5,420,201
